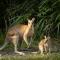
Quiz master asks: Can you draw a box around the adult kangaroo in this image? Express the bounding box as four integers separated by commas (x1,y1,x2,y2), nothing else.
0,17,35,55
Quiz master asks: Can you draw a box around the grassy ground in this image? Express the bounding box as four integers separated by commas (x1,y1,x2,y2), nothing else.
0,33,60,60
0,41,60,60
0,52,60,60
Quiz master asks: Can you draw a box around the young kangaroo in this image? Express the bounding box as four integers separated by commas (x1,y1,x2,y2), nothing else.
38,36,51,55
0,17,35,55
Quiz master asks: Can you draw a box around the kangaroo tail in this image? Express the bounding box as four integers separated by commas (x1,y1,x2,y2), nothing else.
0,40,8,50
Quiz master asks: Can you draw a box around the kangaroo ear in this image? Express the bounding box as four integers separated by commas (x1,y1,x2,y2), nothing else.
27,18,31,23
44,35,47,39
32,17,35,22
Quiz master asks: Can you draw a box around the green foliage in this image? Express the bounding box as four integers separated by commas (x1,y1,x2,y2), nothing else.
0,31,5,45
7,0,60,40
9,14,31,27
0,0,60,44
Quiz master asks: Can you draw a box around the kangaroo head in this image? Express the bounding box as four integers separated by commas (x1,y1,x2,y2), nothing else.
47,36,50,40
44,35,47,39
44,35,51,42
44,35,48,42
28,17,35,26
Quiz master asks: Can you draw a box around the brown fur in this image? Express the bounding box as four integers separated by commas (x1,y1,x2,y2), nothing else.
38,36,52,54
0,18,35,55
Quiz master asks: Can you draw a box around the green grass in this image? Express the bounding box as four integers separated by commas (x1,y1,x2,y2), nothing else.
0,53,60,60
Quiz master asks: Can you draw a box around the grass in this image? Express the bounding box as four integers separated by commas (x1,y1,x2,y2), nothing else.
0,53,60,60
0,32,60,60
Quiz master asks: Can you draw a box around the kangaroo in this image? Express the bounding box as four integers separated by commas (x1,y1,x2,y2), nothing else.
0,17,35,55
38,36,51,55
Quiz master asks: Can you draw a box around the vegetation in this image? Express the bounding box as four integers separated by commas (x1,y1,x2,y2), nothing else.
0,0,60,39
0,0,60,59
0,53,60,60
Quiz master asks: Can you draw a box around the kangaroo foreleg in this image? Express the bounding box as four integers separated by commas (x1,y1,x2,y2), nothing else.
28,37,33,48
23,35,29,47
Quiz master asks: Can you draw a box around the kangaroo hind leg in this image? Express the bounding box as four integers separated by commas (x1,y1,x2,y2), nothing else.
12,34,25,55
